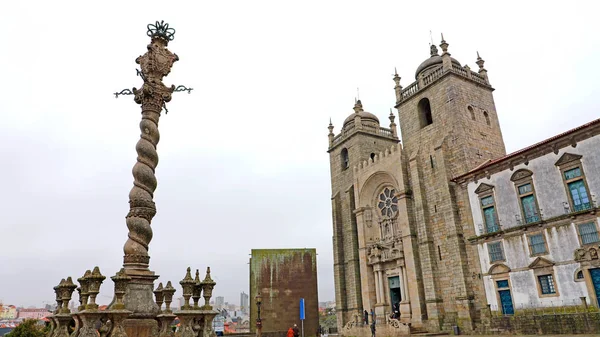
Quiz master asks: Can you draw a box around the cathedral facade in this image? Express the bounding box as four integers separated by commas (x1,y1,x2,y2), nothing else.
328,38,506,333
328,36,600,334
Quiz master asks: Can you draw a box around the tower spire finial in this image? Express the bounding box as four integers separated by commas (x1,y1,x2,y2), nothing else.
476,51,485,70
440,33,449,54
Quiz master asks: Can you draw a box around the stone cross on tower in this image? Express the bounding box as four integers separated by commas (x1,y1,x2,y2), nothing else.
113,20,192,318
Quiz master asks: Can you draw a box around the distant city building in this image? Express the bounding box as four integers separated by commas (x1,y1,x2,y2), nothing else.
215,296,225,309
17,309,51,319
240,292,249,314
0,306,17,320
249,249,318,335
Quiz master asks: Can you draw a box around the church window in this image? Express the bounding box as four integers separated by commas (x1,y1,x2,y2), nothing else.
511,170,540,224
418,98,433,128
468,106,475,120
488,242,504,262
377,187,398,218
528,233,547,256
483,111,490,126
556,154,591,213
370,153,375,161
578,222,599,245
341,148,349,170
537,275,556,295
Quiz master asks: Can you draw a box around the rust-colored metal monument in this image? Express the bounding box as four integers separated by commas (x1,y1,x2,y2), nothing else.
46,21,216,337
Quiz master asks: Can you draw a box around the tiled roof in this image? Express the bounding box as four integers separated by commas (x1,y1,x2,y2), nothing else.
453,117,600,182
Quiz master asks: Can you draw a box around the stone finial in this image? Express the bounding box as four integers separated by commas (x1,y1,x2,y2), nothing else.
180,267,196,310
200,267,216,310
78,270,92,311
440,33,449,54
53,281,64,315
393,68,402,103
60,277,78,314
162,281,176,314
430,44,439,57
476,51,489,83
109,268,131,311
328,119,335,147
476,51,485,70
154,282,164,312
85,267,106,310
192,269,202,309
353,99,364,113
389,109,398,138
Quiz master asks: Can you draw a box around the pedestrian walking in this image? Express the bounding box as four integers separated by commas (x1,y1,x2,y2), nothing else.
292,324,299,337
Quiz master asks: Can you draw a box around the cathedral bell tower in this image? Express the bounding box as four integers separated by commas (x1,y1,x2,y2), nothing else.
392,36,506,331
327,100,399,330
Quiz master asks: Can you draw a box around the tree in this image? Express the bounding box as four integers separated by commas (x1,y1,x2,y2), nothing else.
6,319,47,337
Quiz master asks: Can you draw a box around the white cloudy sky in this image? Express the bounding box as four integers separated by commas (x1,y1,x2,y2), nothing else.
1,1,599,307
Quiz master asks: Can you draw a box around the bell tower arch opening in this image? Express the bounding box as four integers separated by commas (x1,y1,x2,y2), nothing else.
418,97,433,128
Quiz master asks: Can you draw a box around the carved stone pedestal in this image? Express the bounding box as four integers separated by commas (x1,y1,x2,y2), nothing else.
156,314,176,337
77,311,104,337
53,314,73,337
107,310,132,337
175,311,197,337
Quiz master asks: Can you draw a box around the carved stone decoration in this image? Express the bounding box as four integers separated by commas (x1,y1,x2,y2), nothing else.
156,313,176,337
110,268,132,310
192,270,202,309
555,152,583,167
123,22,179,272
180,268,195,310
474,183,494,194
574,246,600,262
86,267,106,310
162,281,176,314
510,169,533,182
78,270,92,311
200,267,216,309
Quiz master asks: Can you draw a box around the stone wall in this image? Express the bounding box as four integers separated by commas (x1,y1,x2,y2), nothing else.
483,312,600,335
249,249,319,337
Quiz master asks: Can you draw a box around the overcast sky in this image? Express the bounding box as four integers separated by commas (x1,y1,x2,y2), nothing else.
1,1,599,308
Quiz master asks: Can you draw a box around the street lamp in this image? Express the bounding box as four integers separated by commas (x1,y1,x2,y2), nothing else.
255,293,262,337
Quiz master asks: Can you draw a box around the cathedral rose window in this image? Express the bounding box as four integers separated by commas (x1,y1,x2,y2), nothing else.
378,188,398,217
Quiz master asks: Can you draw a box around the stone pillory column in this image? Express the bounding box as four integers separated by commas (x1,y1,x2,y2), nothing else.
117,21,181,324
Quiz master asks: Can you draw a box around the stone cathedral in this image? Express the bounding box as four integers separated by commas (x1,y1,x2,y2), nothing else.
327,38,506,334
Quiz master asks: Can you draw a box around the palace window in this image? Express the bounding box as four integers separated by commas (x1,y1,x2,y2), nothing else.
528,233,547,255
578,222,600,245
481,195,499,233
488,242,504,262
511,170,540,224
565,168,591,211
538,274,556,295
475,183,499,234
555,153,592,212
377,187,398,218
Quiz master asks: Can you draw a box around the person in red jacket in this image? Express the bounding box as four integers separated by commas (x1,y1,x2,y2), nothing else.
287,327,294,337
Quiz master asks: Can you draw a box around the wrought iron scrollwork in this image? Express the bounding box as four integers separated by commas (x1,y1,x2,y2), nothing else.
147,20,176,41
174,85,193,94
114,89,134,98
